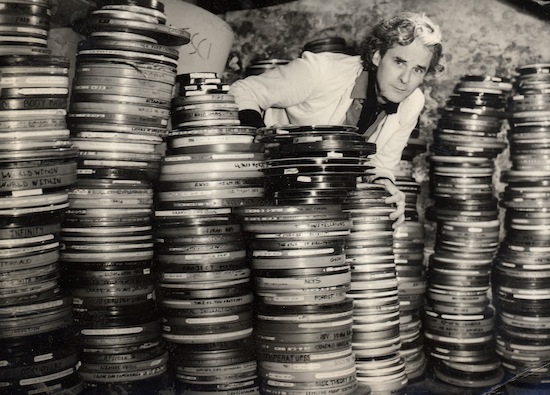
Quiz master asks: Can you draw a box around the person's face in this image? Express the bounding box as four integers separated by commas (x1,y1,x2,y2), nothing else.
372,38,433,104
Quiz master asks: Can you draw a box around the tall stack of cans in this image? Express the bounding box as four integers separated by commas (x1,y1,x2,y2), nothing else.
0,1,83,392
493,62,550,390
236,125,376,395
423,75,512,391
393,129,429,382
155,73,261,394
60,1,189,393
0,55,82,395
343,182,408,395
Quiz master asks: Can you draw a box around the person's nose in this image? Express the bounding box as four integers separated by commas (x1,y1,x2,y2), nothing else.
399,68,411,84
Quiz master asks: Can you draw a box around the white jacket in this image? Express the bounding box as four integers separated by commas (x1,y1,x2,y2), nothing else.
229,51,425,182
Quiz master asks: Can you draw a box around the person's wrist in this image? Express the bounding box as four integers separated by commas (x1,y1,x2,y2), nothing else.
238,109,265,128
372,177,394,185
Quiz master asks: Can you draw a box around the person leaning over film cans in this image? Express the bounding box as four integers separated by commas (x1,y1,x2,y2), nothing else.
229,12,446,228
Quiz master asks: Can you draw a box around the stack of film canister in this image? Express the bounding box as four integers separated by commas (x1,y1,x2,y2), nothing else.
173,72,234,109
236,203,363,395
258,125,376,205
342,181,408,394
396,124,427,223
423,75,513,391
431,75,510,161
0,51,83,393
302,36,347,54
245,59,290,77
493,62,550,391
238,124,376,395
0,0,52,56
393,126,429,382
69,0,189,140
59,1,190,393
155,73,262,394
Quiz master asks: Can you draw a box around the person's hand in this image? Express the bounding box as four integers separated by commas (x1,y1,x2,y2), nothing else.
373,178,406,228
238,109,265,128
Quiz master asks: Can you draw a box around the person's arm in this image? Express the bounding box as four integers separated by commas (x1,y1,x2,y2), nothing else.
229,52,329,125
365,90,424,227
373,177,406,228
369,113,418,228
365,90,425,183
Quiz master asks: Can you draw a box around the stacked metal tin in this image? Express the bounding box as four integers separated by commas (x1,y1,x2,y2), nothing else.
424,75,513,391
60,1,189,392
393,128,429,382
0,0,52,56
0,1,82,393
238,204,359,395
302,37,347,54
342,182,407,395
259,125,375,205
156,72,261,395
493,62,550,390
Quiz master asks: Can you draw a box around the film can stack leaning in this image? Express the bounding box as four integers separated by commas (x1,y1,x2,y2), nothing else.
59,0,190,392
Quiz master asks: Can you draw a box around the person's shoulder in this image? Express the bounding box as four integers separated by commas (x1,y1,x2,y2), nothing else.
301,50,360,65
401,88,425,110
300,51,362,79
395,88,425,121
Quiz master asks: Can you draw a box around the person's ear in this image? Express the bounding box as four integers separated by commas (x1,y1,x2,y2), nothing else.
372,50,381,67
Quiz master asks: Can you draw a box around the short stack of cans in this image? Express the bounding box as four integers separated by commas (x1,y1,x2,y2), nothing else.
493,62,550,390
155,72,261,394
60,1,190,392
258,125,375,205
0,0,52,56
423,75,513,391
0,15,83,394
431,75,510,161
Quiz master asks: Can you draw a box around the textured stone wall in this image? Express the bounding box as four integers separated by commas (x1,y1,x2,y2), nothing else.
222,0,550,247
223,0,549,137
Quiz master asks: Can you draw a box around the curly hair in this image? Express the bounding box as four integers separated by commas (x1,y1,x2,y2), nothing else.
360,12,445,77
